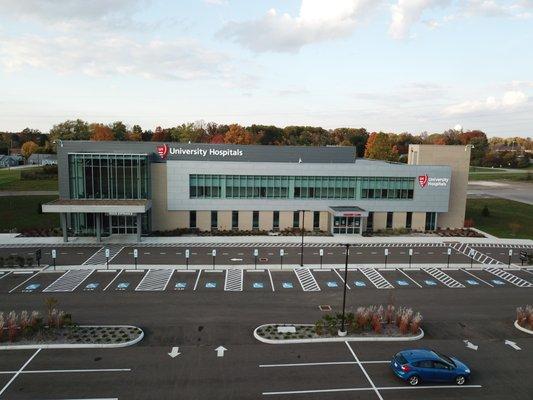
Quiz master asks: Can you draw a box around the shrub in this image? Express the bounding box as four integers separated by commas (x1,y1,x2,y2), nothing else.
0,312,4,342
7,311,18,342
315,320,324,336
517,305,533,330
410,312,423,334
481,205,490,217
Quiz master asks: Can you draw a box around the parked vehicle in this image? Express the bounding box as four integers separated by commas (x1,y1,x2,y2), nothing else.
390,349,471,386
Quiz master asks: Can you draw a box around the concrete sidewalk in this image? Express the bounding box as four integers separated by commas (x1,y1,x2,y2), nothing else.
0,233,531,246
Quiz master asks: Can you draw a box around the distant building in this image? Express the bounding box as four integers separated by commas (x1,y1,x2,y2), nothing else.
27,153,57,166
0,155,22,168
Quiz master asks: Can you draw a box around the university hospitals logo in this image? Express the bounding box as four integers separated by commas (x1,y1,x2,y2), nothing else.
418,174,429,188
157,144,169,159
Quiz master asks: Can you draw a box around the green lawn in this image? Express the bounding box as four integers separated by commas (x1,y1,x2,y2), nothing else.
0,168,58,191
466,198,533,239
468,172,533,181
0,196,59,231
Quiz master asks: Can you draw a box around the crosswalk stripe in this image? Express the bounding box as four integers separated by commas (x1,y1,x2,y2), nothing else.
82,245,123,266
484,267,533,288
224,269,243,291
294,268,321,291
135,269,173,291
358,267,393,289
424,267,464,288
43,269,94,292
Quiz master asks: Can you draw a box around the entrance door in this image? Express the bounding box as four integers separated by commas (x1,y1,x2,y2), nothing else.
333,216,361,234
110,215,137,234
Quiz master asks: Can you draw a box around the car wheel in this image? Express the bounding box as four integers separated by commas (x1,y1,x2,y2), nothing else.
455,375,466,385
408,375,420,386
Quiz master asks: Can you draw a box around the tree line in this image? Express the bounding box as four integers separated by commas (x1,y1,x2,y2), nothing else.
1,119,531,167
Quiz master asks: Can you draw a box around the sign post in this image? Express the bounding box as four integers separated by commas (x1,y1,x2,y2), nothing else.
105,248,110,270
133,249,138,270
253,249,258,270
384,248,389,268
35,249,42,268
408,248,413,268
469,248,475,268
185,249,190,270
447,248,451,269
51,249,56,271
519,250,528,266
212,249,216,270
319,249,324,269
339,244,350,336
280,249,284,270
508,249,513,268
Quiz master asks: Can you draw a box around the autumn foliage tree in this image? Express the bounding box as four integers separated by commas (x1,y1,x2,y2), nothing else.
21,141,39,158
90,124,115,141
224,124,253,145
364,132,399,161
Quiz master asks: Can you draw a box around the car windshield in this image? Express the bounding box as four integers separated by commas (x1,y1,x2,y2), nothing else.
435,352,456,367
395,353,408,364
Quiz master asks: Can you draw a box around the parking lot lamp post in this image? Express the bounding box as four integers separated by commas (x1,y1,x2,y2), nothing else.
299,210,305,267
508,249,512,268
36,249,41,268
339,243,350,336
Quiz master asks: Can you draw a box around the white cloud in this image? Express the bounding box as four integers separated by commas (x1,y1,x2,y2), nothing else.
204,0,228,5
219,0,380,53
0,34,228,81
444,90,529,115
389,0,450,40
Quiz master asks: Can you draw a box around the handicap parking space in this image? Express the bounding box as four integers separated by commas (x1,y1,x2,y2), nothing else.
243,270,272,291
341,269,373,289
269,270,299,291
15,272,64,293
397,269,447,288
0,271,37,293
311,269,346,291
108,270,147,292
73,270,121,292
508,269,533,283
195,270,225,291
167,270,198,291
376,269,420,289
446,269,497,287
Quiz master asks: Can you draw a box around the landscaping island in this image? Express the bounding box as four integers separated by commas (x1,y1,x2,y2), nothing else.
515,305,533,335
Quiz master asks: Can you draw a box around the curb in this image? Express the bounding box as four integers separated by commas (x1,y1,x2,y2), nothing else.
253,324,424,344
0,325,144,350
514,320,533,335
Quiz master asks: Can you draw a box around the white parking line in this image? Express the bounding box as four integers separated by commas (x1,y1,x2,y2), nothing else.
9,272,42,293
259,360,389,368
193,270,202,291
0,368,131,375
0,348,41,397
0,271,12,280
267,269,275,292
103,270,124,291
396,269,422,288
333,269,351,289
345,342,383,400
461,269,494,287
263,385,482,396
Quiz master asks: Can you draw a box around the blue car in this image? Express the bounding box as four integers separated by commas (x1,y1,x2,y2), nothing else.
390,349,471,386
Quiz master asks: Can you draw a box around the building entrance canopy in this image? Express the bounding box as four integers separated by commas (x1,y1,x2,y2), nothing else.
328,206,369,218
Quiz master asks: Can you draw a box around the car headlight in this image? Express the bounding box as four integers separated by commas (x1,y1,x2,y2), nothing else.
465,369,470,373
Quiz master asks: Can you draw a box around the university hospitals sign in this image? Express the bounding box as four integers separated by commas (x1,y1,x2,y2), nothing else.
157,144,244,160
418,174,449,188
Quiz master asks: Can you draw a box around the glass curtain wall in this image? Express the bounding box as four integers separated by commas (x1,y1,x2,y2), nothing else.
189,175,415,200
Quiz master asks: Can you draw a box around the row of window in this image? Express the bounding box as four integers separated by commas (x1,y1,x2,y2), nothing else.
189,174,415,200
189,211,321,230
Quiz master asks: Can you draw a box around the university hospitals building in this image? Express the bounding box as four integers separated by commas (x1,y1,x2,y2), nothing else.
42,141,471,242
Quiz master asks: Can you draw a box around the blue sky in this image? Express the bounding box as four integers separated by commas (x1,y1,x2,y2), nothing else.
0,0,532,137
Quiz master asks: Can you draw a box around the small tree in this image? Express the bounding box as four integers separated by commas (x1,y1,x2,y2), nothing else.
508,222,522,236
481,205,490,217
45,297,58,326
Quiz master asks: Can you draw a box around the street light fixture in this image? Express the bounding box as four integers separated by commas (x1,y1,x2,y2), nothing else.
298,210,306,267
339,243,350,337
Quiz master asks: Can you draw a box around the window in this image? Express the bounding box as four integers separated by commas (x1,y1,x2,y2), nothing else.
415,360,434,368
189,211,197,229
232,211,238,230
313,211,320,230
293,211,300,228
425,212,436,230
252,211,259,230
366,212,374,232
406,212,412,229
273,211,280,231
211,211,218,230
386,212,393,229
433,361,450,370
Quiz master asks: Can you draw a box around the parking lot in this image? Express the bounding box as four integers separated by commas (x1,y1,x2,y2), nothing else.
1,265,532,295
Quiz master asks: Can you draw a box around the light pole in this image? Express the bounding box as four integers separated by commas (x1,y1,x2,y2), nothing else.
299,210,305,267
508,249,512,268
339,243,350,336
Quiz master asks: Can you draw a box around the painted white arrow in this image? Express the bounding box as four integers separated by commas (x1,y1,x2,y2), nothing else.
230,258,243,262
504,340,521,351
215,346,227,357
168,347,181,358
463,340,478,351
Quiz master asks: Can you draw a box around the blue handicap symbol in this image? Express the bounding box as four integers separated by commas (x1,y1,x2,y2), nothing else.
175,282,187,290
282,282,293,289
24,283,40,291
116,282,130,290
424,280,437,286
84,282,99,290
396,280,409,286
327,281,339,288
205,282,217,288
466,279,479,286
492,279,505,285
253,282,264,289
354,280,366,287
